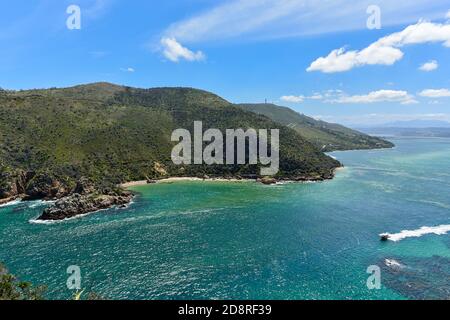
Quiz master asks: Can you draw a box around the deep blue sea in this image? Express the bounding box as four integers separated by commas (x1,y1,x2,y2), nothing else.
1,137,449,300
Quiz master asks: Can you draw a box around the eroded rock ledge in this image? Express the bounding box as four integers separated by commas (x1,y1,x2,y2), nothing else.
37,191,133,221
0,170,134,221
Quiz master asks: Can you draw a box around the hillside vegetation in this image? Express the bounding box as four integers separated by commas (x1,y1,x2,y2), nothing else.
238,103,394,152
0,83,341,203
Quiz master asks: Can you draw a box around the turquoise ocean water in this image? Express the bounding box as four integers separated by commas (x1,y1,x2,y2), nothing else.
1,137,449,300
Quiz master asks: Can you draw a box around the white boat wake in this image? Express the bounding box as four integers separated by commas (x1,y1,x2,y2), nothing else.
380,224,450,242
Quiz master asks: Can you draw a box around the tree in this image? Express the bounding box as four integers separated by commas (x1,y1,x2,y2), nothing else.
0,263,46,300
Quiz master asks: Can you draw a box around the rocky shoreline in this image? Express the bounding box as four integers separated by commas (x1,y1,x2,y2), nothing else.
38,191,133,221
0,171,134,221
0,167,341,221
122,168,341,187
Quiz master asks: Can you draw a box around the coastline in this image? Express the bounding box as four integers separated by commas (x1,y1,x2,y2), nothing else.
1,167,348,211
120,167,347,189
120,177,255,188
0,197,21,208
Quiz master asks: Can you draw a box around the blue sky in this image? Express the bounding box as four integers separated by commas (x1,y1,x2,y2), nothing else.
1,0,450,126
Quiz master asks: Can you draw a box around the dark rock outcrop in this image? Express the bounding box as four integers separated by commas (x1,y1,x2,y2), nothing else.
259,177,277,185
73,177,95,195
0,169,28,199
24,172,70,200
38,191,133,221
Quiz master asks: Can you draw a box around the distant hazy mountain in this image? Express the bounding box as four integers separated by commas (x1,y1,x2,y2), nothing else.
355,119,450,138
358,127,450,138
377,120,450,128
238,103,394,152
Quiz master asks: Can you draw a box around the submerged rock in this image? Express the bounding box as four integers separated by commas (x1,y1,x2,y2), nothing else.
380,256,450,300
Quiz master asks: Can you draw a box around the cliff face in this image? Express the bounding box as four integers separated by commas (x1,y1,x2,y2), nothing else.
0,168,133,220
0,168,72,201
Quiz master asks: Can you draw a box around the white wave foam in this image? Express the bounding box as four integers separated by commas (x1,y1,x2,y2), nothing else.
384,259,404,269
29,212,92,225
0,200,21,208
381,224,450,242
28,208,111,225
1,199,57,210
28,200,56,209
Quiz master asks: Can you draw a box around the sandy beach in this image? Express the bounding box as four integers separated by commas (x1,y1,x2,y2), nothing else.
120,177,255,188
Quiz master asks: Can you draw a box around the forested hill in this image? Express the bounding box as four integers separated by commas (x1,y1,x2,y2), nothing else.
238,103,394,152
0,83,341,202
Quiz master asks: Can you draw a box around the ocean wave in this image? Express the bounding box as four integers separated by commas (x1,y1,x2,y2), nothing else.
28,200,56,209
1,199,57,210
414,200,450,209
380,225,450,242
0,200,21,208
384,259,405,269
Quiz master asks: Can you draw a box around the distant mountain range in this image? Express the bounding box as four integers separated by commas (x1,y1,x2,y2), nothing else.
370,120,450,128
355,120,450,138
238,103,393,151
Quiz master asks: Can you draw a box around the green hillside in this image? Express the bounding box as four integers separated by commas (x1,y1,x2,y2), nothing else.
0,83,340,200
238,103,394,152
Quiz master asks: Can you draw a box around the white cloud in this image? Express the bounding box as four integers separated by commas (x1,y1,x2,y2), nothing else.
309,94,324,100
329,90,418,105
446,10,450,19
85,0,112,19
280,95,304,103
120,67,135,73
308,21,450,73
89,51,109,59
160,37,205,62
419,88,450,98
419,60,439,71
162,0,450,44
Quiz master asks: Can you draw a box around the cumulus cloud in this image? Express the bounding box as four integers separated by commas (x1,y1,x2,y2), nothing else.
419,88,450,98
329,90,418,105
447,10,450,19
309,94,324,100
160,37,205,62
307,21,450,73
280,95,304,103
419,60,439,71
